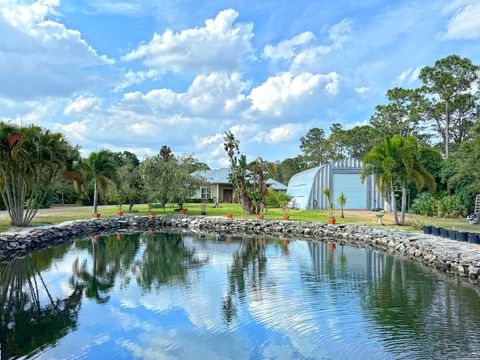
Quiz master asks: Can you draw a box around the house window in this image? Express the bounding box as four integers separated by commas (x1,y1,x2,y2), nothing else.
201,187,212,199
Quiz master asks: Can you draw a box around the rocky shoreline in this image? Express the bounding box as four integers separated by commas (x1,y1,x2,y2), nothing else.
1,216,480,284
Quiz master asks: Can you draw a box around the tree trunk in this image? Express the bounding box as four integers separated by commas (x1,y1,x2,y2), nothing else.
341,207,344,218
93,178,99,214
129,203,134,212
445,100,450,159
400,183,407,225
390,183,399,225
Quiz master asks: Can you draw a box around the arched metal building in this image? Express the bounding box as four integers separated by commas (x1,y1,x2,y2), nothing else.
287,158,384,210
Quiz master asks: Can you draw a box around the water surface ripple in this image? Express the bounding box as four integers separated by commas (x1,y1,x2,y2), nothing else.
1,231,480,359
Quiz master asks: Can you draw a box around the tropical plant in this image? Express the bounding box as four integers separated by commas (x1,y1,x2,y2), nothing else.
322,186,335,219
337,192,347,218
363,136,435,225
224,131,255,213
0,123,74,226
85,150,119,215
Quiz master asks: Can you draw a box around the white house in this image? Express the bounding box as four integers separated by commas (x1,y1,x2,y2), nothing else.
193,168,288,202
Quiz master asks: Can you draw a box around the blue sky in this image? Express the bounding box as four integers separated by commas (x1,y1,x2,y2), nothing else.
0,0,479,167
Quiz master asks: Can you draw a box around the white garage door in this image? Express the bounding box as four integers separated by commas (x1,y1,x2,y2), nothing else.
333,173,367,209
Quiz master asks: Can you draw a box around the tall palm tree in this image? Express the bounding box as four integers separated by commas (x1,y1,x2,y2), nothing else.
363,136,435,226
85,150,118,215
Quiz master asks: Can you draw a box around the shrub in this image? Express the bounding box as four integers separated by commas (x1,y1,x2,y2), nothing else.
411,193,437,216
265,189,280,208
411,192,468,218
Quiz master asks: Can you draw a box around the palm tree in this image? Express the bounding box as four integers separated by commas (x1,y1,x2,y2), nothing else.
0,123,73,226
85,150,118,215
337,192,347,218
362,136,401,225
363,136,435,226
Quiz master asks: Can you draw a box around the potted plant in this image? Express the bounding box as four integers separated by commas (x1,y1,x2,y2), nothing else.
337,192,347,219
180,209,188,215
150,210,157,216
226,213,233,219
277,192,292,221
323,187,336,224
92,213,101,218
116,204,124,216
258,213,264,220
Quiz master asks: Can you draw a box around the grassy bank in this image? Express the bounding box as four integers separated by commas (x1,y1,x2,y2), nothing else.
1,203,478,233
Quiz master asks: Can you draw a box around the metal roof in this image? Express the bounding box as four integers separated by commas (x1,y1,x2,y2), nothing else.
193,168,231,184
266,178,288,191
286,165,322,209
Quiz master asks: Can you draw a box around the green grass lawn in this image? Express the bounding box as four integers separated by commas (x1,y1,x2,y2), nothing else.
2,202,478,233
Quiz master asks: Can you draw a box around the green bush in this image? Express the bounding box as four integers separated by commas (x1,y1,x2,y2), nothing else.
265,189,280,207
411,192,468,218
411,193,437,216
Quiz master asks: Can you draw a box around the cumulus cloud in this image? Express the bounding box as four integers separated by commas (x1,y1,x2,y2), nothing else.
263,19,353,73
123,9,254,74
0,0,111,99
249,72,340,116
121,72,251,118
64,95,100,115
354,86,370,95
258,123,302,144
442,0,480,40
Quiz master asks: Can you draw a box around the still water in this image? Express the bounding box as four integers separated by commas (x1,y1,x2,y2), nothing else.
1,231,480,359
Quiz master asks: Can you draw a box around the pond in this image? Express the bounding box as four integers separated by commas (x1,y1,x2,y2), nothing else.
1,231,480,359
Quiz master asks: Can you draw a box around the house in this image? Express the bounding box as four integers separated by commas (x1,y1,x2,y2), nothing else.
192,168,234,202
266,178,288,192
287,158,385,210
192,168,288,203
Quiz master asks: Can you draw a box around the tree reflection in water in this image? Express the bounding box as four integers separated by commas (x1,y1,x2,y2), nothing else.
134,232,206,291
72,233,140,303
222,236,268,325
306,241,480,358
0,255,83,359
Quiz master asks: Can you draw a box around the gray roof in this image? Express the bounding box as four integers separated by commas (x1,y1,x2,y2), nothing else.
193,168,231,184
266,178,288,191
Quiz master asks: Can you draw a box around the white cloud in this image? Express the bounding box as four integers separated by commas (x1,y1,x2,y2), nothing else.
396,66,421,85
442,0,480,40
114,69,160,92
259,123,302,144
122,72,251,118
249,72,340,116
0,0,111,99
354,86,370,95
263,31,315,61
64,95,100,115
264,19,353,73
123,9,254,74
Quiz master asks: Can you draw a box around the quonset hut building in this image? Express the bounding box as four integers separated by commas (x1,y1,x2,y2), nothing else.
287,158,385,210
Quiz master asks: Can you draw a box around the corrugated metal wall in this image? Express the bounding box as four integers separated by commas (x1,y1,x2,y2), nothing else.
287,158,384,210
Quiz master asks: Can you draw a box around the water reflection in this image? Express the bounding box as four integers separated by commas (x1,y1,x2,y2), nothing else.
0,232,479,359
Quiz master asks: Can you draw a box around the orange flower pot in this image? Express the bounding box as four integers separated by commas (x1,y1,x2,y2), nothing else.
258,214,264,220
180,209,188,215
92,213,101,218
150,211,157,216
282,215,289,221
116,211,124,216
327,218,336,225
226,213,233,219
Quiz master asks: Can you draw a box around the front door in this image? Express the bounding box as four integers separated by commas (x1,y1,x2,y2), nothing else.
223,189,233,203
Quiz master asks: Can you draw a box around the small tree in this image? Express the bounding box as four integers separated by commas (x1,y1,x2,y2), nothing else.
277,192,292,215
337,192,347,218
323,187,335,220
